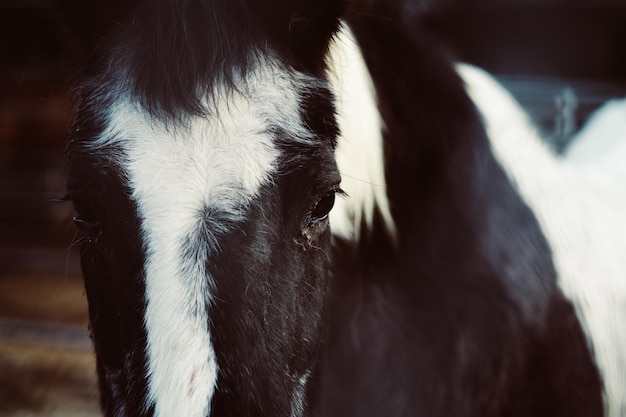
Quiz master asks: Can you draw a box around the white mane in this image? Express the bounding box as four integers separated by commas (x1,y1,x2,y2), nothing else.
458,63,626,417
327,24,397,242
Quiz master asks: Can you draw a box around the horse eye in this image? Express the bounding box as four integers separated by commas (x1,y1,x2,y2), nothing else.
72,198,98,232
310,191,336,222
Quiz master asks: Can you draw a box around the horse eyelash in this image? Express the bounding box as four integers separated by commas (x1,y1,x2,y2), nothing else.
51,194,73,204
335,187,348,198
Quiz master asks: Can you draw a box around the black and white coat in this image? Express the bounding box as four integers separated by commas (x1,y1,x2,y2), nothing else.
321,6,626,415
62,0,626,416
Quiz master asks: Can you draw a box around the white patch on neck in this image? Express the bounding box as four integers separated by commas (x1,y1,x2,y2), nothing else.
565,98,626,183
458,63,626,417
327,23,397,241
95,59,310,417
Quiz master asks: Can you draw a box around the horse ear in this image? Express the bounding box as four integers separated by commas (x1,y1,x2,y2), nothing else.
251,0,344,71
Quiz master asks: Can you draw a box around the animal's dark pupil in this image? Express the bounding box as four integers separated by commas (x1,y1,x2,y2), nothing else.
72,199,98,230
311,191,335,221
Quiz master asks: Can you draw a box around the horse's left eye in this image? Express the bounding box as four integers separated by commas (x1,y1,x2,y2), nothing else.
310,191,336,222
72,198,99,233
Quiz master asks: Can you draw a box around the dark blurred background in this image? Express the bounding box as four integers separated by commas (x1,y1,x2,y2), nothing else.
0,0,625,415
0,1,97,416
424,0,626,151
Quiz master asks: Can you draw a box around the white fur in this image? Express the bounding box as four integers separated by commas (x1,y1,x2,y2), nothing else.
327,24,397,241
458,63,626,417
565,98,626,183
95,59,311,417
290,370,311,417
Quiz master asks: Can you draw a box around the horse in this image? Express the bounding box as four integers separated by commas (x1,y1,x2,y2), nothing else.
62,0,626,416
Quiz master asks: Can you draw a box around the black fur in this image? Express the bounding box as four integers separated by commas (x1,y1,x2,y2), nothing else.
314,3,604,416
208,86,341,417
66,108,152,416
60,0,343,120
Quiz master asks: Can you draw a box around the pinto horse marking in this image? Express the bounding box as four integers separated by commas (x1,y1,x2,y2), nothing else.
98,61,315,417
64,0,626,416
316,4,619,416
461,64,626,417
66,0,343,416
328,23,397,242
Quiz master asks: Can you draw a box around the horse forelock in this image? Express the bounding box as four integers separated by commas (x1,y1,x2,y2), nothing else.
66,0,343,123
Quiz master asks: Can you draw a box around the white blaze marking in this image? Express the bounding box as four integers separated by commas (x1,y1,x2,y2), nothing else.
459,63,626,417
327,23,397,241
94,60,311,417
